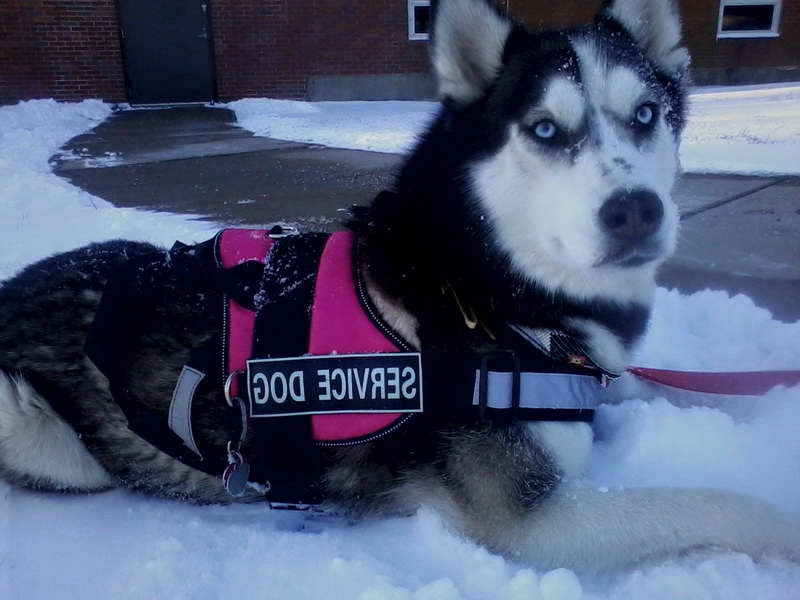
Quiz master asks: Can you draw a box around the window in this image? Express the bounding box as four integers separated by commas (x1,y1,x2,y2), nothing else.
408,0,431,41
717,1,781,38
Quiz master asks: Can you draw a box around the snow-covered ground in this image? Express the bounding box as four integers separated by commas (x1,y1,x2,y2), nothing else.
1,99,799,600
0,99,218,281
230,82,800,176
681,84,800,175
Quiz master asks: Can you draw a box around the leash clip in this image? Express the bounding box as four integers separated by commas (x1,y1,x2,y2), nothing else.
221,390,264,499
478,350,521,423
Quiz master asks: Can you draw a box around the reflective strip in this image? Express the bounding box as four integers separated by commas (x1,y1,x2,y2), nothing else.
472,371,600,410
168,366,205,457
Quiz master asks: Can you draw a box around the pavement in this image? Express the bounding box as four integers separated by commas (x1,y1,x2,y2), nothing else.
54,107,397,227
52,107,800,322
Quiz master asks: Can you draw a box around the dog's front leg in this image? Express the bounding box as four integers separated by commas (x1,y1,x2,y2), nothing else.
398,423,564,551
404,422,800,572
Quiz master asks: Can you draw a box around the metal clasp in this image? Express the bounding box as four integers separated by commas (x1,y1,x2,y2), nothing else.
478,350,521,423
223,370,244,408
267,224,299,239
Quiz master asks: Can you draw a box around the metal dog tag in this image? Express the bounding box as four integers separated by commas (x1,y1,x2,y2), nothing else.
222,451,251,497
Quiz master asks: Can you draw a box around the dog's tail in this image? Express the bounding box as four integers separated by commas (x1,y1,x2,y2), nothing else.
507,486,799,571
0,371,114,492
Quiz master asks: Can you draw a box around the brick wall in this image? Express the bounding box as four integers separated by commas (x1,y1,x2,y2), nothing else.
1,1,797,105
509,0,800,79
681,0,800,71
0,0,125,105
509,1,595,27
211,0,430,100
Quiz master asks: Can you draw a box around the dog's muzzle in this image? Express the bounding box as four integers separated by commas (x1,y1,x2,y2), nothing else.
598,189,665,266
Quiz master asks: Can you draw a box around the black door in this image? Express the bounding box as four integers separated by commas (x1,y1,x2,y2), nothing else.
118,0,216,105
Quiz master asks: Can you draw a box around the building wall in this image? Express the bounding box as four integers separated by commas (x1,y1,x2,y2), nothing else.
211,0,430,100
509,1,595,27
510,0,800,83
681,0,800,83
0,0,125,105
0,0,798,105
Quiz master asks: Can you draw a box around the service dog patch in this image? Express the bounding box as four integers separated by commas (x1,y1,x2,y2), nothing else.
246,353,423,417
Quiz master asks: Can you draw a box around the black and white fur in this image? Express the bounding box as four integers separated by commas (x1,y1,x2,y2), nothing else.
0,0,797,572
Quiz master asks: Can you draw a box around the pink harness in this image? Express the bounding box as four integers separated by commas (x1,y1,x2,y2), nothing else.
219,229,404,442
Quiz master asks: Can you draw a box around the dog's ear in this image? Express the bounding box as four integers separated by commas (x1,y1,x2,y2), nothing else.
431,0,513,104
600,0,689,78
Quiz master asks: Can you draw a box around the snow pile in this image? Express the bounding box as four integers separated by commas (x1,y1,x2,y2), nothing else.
229,83,800,175
1,100,799,600
682,84,800,175
638,288,800,372
597,288,800,514
231,98,436,154
0,99,217,281
0,99,110,172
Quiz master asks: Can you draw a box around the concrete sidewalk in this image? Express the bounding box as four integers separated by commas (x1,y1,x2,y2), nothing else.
53,107,397,226
53,107,800,321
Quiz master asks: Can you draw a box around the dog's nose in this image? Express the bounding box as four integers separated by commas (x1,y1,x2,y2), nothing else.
599,190,663,241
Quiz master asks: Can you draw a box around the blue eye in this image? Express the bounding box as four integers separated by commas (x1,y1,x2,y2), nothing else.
635,104,654,125
533,120,557,139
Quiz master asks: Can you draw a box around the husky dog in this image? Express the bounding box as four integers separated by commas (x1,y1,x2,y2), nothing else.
0,0,797,571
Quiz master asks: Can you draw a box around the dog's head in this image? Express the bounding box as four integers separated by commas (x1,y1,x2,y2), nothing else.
428,0,688,304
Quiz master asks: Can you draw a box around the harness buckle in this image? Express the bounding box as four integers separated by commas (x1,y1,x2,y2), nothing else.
267,224,299,239
478,350,521,423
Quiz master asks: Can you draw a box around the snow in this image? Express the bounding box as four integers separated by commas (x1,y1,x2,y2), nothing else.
230,98,435,154
229,82,800,176
681,83,800,176
0,99,799,600
0,99,218,281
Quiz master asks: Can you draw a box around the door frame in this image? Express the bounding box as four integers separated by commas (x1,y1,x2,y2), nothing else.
115,0,219,106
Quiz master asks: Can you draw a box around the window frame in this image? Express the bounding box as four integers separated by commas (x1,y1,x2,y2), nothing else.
408,0,431,41
717,0,782,39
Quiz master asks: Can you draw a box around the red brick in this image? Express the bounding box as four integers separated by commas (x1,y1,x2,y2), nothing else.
0,0,125,104
4,0,795,105
210,0,429,100
510,0,800,72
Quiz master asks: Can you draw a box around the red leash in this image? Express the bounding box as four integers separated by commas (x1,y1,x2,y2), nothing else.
628,367,800,396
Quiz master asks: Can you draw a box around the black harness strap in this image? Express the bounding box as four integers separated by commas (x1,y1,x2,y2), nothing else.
418,351,599,425
86,237,265,477
245,233,330,505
